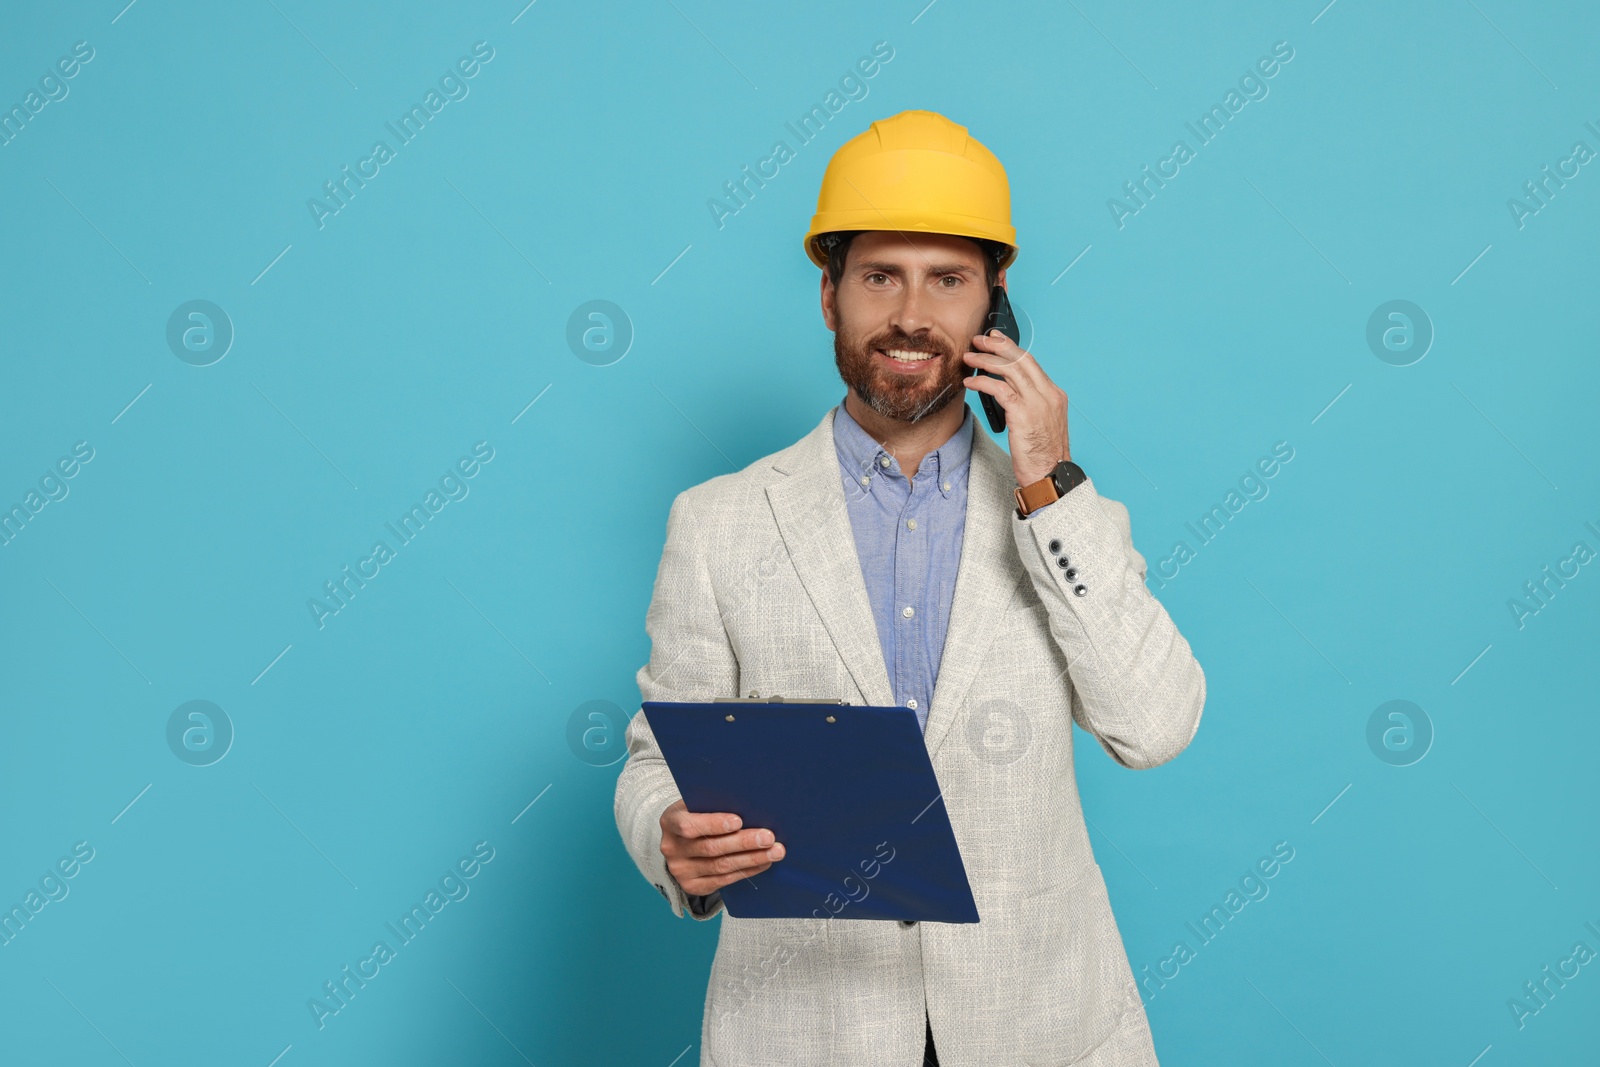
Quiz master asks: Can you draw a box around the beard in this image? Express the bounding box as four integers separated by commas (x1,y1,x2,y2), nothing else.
833,319,967,425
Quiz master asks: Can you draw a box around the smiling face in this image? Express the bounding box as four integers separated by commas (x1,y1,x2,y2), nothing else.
822,231,1002,424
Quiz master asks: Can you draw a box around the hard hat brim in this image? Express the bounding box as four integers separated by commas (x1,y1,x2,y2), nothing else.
804,220,1018,271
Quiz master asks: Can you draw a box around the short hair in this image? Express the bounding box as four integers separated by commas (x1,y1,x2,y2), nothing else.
819,230,1005,289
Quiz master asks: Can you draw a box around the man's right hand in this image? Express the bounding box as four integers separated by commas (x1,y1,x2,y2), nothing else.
659,799,785,896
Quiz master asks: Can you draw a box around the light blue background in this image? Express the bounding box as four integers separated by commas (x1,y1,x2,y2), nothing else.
2,1,1596,1064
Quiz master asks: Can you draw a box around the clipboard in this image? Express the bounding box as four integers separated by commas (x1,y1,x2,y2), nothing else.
641,697,980,923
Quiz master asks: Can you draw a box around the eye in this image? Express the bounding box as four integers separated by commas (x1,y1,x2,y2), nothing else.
865,272,889,285
939,275,961,288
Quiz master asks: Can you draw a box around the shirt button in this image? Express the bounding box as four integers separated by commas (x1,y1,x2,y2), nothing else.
943,481,951,492
859,476,870,487
906,518,917,530
878,456,891,468
902,605,914,618
907,698,918,710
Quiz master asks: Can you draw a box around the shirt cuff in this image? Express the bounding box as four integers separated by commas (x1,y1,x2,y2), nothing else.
687,890,723,918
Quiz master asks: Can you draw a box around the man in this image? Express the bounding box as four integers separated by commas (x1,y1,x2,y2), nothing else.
614,109,1205,1066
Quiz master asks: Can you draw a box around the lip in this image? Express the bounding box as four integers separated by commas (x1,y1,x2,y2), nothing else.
875,348,940,373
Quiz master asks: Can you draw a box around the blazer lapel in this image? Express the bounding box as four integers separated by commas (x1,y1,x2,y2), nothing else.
765,405,1027,751
766,408,895,709
922,425,1027,757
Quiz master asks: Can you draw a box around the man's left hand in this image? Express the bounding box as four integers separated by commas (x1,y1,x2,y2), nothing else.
962,329,1072,488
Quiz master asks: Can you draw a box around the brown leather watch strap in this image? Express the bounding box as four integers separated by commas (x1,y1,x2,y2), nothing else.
1015,460,1087,518
1014,473,1059,518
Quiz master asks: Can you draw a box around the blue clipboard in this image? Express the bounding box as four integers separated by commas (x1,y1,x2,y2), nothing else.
641,698,980,923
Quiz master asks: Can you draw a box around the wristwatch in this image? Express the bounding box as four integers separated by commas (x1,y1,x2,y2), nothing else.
1014,459,1087,518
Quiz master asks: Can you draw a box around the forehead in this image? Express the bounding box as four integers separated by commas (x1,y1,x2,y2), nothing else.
846,230,985,270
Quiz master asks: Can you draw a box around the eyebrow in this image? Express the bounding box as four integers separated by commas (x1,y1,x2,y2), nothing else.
853,259,980,278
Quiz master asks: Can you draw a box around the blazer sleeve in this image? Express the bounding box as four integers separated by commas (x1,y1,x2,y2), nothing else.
614,489,734,921
1010,474,1205,769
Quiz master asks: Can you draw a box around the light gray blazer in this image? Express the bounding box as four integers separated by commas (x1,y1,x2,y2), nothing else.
615,405,1205,1066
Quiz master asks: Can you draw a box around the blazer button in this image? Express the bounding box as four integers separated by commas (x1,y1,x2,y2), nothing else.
900,919,917,927
1055,555,1071,569
1073,584,1088,597
1047,539,1062,554
1064,568,1077,580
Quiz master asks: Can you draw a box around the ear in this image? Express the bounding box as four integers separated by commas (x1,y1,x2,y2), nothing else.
820,271,837,332
996,266,1007,291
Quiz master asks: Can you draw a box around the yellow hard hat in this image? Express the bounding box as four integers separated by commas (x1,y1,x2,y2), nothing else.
804,109,1017,271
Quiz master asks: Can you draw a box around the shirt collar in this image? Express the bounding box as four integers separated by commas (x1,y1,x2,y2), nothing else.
833,398,974,499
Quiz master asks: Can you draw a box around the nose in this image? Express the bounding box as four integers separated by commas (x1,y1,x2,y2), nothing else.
890,276,936,342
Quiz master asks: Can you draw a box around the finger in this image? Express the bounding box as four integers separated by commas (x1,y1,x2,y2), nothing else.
969,332,1046,388
967,338,1068,420
680,843,785,881
707,861,774,891
668,809,743,839
974,327,1031,357
972,329,1031,366
709,843,785,875
681,860,774,896
963,353,1045,408
682,827,777,859
962,367,1022,411
962,350,1035,397
977,332,1055,400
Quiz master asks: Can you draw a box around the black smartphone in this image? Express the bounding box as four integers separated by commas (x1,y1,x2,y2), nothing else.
973,284,1020,433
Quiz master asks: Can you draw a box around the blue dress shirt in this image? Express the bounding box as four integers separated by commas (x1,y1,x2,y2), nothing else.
830,398,974,733
685,400,975,918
